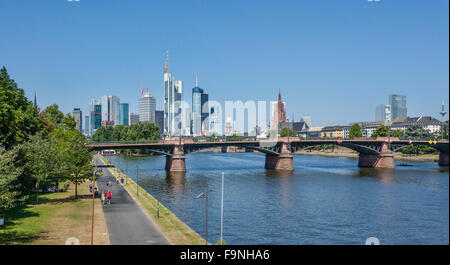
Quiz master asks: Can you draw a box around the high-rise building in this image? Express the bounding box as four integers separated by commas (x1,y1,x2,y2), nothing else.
155,110,164,133
225,117,233,136
389,94,407,121
101,95,120,126
89,99,102,136
72,108,82,132
129,113,140,125
119,103,129,126
270,90,286,131
210,106,221,135
84,115,90,135
163,52,184,136
191,75,209,135
139,92,156,122
375,104,391,122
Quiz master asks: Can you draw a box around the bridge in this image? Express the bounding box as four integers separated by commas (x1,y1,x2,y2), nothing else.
86,137,449,172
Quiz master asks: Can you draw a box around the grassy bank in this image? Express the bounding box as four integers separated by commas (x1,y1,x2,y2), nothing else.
98,155,206,245
0,181,109,245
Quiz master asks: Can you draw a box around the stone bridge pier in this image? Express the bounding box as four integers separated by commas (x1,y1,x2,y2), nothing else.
358,141,394,169
439,152,449,167
165,144,186,172
265,141,294,171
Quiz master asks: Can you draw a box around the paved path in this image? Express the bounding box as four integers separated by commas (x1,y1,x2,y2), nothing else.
94,155,169,245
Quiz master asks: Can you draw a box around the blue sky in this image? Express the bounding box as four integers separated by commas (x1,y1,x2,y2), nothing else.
0,0,448,126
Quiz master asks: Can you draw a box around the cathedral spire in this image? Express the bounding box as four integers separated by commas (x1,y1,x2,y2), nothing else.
34,92,37,107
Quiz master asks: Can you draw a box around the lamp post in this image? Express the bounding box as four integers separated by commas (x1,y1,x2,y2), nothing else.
220,172,224,245
156,173,160,218
196,191,210,245
91,158,99,245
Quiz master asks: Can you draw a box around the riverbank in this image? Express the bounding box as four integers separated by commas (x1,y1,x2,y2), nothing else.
0,181,109,245
98,155,206,245
294,151,439,162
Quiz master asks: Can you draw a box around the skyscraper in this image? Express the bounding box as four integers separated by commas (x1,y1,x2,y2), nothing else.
84,115,90,135
155,110,164,133
191,75,209,135
89,99,102,135
163,51,183,136
139,92,156,122
119,103,129,126
375,104,391,122
210,106,221,135
389,94,407,121
129,113,140,125
101,95,120,126
72,108,82,132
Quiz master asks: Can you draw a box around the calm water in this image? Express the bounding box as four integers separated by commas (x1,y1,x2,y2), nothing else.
106,152,449,245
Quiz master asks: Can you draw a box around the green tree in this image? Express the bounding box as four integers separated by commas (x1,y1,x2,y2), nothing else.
0,151,28,215
349,124,362,139
371,125,389,138
21,135,62,203
42,104,64,126
405,124,431,139
280,128,297,137
390,129,405,138
53,124,93,198
439,124,449,139
0,67,42,149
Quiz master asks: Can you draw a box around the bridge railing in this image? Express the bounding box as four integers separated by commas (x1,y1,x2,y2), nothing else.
86,140,162,145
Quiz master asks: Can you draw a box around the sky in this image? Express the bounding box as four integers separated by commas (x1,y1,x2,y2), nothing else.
0,0,448,127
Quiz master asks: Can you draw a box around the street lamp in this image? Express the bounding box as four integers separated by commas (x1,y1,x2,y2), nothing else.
91,158,100,245
196,190,211,245
220,172,224,245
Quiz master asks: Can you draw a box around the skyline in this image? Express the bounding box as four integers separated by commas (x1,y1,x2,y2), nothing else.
1,0,448,126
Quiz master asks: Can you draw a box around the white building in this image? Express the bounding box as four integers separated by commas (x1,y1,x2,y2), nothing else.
139,92,156,122
375,104,391,122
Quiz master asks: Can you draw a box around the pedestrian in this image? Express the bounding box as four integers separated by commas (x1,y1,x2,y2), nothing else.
108,180,112,187
94,187,99,198
101,191,106,205
106,190,112,204
89,181,93,192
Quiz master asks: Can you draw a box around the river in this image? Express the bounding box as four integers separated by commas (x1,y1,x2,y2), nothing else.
105,152,449,245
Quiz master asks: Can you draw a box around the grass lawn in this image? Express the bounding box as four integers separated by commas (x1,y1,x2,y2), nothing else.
99,155,206,245
0,181,109,245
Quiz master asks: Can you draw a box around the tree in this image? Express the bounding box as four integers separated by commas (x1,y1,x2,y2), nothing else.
21,135,62,203
0,67,42,149
280,128,297,137
405,124,431,139
390,129,405,138
53,123,93,198
371,125,389,138
0,151,28,215
439,124,449,140
349,124,362,139
42,104,64,126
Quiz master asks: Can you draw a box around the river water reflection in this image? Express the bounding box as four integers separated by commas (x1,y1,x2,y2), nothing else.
106,152,449,245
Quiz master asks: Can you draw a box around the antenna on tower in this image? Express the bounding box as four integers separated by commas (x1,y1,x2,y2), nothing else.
195,74,199,87
139,73,144,96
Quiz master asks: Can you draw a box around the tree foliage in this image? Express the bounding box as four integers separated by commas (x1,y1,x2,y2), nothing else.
0,67,42,149
371,125,389,138
349,124,362,139
280,128,297,137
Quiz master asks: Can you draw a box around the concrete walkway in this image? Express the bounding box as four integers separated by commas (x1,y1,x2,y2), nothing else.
94,155,169,245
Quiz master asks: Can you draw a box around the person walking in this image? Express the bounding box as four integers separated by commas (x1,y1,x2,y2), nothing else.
89,181,93,192
106,190,112,204
101,191,106,205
